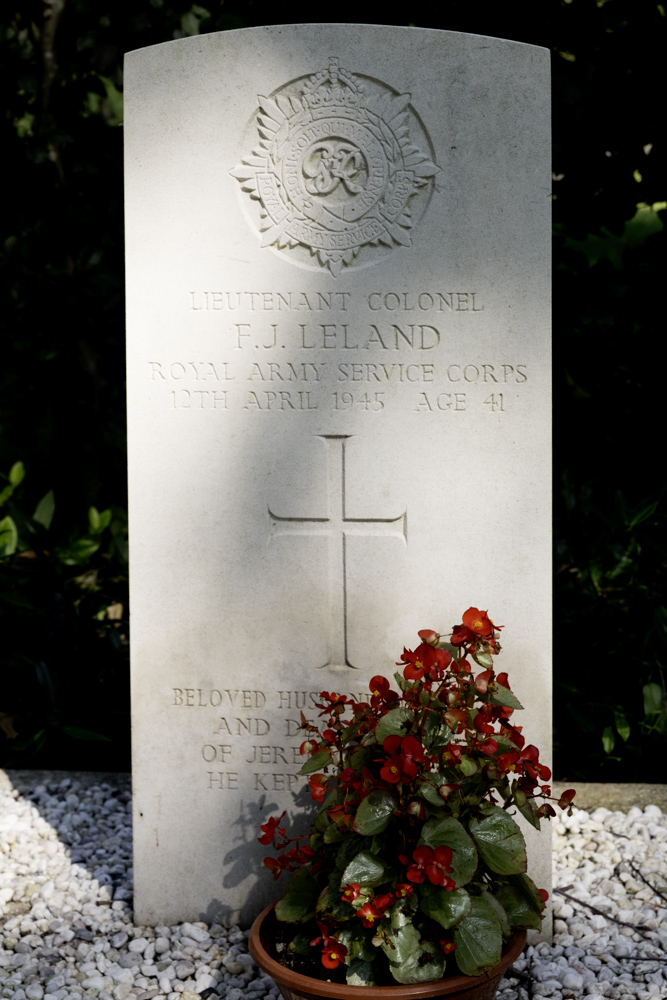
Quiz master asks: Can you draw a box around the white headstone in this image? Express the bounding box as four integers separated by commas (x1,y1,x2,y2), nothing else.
125,24,551,928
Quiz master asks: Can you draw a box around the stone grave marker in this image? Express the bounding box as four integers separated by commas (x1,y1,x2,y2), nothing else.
124,24,551,927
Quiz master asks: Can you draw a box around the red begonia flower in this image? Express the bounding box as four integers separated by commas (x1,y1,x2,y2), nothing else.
441,744,463,764
380,734,429,783
321,941,347,970
400,845,455,886
309,774,328,803
380,757,403,784
317,691,351,716
438,782,461,801
369,675,399,709
263,855,291,879
451,624,475,647
440,940,456,954
443,710,467,733
341,882,361,903
356,901,384,927
558,788,576,809
257,811,286,845
538,888,549,902
499,721,525,749
399,643,452,682
475,670,493,694
462,607,494,636
537,803,557,818
394,883,414,899
474,712,494,734
408,800,425,819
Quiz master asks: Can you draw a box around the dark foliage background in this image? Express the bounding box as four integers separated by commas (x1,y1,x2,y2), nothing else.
1,0,665,778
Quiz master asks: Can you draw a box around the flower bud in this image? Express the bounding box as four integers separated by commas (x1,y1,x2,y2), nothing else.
407,800,425,819
418,629,440,646
438,782,460,800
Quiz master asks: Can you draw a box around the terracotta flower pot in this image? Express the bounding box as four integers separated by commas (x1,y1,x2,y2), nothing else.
249,904,526,1000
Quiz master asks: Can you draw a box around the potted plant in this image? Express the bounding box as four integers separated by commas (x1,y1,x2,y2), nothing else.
249,608,575,999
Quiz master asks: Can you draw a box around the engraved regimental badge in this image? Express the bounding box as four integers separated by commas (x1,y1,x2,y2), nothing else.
230,58,438,276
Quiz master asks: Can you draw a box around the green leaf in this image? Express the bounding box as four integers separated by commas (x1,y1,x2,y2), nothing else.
469,808,527,875
614,708,630,742
517,794,541,831
0,516,19,557
495,733,523,752
474,651,494,669
453,896,502,976
353,791,397,836
459,756,477,776
275,868,319,923
0,485,14,506
438,642,459,655
341,720,361,744
338,925,376,963
0,591,34,608
33,490,56,530
323,823,344,844
61,727,111,742
346,959,376,986
629,501,658,528
341,850,387,887
328,836,363,902
601,726,615,754
315,886,349,921
643,682,663,716
374,708,413,744
394,671,413,692
419,883,471,929
419,772,450,807
382,914,445,984
488,684,524,711
350,746,373,771
484,892,511,938
423,710,453,750
11,728,47,757
9,461,25,487
58,537,101,564
421,816,478,887
298,748,333,775
87,507,112,535
287,932,312,956
494,873,545,930
313,810,330,834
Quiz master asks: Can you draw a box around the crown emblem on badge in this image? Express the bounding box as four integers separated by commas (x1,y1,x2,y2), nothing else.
231,58,438,276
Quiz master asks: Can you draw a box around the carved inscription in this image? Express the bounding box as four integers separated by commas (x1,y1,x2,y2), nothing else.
172,687,368,790
147,288,529,411
231,59,438,275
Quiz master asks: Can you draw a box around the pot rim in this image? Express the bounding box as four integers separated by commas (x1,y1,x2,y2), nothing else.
249,903,526,999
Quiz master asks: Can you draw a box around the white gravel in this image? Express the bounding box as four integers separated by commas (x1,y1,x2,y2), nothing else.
498,804,667,1000
1,778,666,1000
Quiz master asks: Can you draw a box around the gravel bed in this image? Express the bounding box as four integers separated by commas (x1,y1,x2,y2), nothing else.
1,778,666,1000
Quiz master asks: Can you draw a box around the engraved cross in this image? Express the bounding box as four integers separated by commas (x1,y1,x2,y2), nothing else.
268,435,407,669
